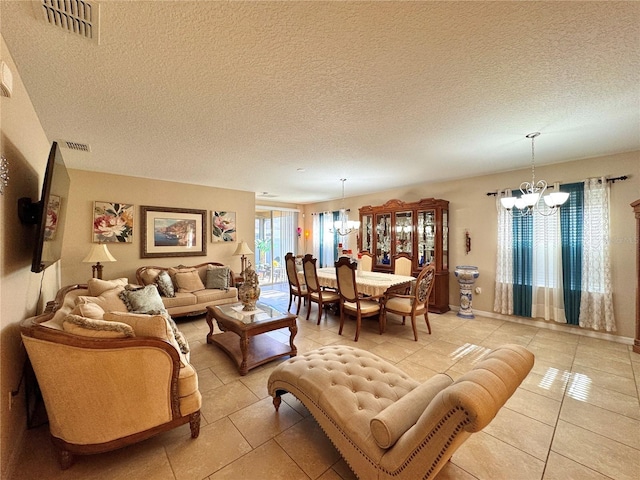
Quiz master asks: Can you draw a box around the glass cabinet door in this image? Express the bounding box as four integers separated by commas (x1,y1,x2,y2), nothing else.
375,213,392,266
417,210,436,267
442,209,448,270
394,211,413,254
361,214,373,252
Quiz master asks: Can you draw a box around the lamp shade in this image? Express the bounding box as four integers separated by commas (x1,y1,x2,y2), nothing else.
82,243,117,263
233,241,253,256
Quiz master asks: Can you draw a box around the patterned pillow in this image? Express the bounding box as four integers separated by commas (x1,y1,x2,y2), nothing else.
206,266,229,290
155,270,176,297
119,284,165,313
62,314,134,338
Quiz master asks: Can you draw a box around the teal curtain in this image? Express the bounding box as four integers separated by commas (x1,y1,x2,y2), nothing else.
318,214,325,266
560,183,584,325
512,214,532,317
333,211,340,262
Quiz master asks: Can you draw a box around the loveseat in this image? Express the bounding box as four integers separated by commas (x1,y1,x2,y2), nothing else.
20,279,202,469
268,344,534,480
136,262,239,317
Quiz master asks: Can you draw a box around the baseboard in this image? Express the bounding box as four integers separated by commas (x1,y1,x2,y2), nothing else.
448,305,634,346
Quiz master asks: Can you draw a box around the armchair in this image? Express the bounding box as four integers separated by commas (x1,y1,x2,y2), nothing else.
20,284,201,469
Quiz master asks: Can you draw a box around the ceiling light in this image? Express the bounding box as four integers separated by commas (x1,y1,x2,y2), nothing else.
329,178,360,236
500,133,569,216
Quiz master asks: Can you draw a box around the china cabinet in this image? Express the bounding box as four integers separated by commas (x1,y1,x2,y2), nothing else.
633,199,640,354
359,198,450,313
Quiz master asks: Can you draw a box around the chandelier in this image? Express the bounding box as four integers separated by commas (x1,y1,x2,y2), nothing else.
330,178,360,236
500,132,569,216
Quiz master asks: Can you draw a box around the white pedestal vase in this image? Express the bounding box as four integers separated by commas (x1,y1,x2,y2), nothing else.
454,265,479,319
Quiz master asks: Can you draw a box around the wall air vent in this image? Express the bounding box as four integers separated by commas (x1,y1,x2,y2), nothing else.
35,0,100,44
58,140,91,152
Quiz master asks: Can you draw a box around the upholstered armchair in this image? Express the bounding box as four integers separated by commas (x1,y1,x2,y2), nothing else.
21,284,201,469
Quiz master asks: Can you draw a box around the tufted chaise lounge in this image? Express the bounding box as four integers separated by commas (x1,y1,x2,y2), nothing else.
268,344,534,480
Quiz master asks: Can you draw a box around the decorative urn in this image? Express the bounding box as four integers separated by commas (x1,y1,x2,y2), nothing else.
238,263,261,311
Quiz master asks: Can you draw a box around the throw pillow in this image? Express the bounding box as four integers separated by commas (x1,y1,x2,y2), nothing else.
119,284,165,313
87,277,128,297
103,311,173,342
76,286,129,313
155,270,176,297
70,303,105,320
171,268,205,293
206,265,230,290
62,314,134,338
139,268,161,286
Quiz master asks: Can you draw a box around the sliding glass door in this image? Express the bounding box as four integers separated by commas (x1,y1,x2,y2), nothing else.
255,208,298,285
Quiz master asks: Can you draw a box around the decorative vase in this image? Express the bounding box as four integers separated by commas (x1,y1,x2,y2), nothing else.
238,264,261,311
454,265,479,319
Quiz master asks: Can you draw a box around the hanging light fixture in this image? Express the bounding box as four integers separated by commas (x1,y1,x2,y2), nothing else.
500,132,569,216
330,178,360,236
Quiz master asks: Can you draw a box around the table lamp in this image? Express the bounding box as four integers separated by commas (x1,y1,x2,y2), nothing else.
233,240,254,277
82,243,117,279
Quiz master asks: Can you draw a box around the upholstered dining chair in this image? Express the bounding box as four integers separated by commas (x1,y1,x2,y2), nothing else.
302,254,340,324
383,263,436,341
335,257,382,342
285,252,308,315
393,252,413,276
359,251,373,272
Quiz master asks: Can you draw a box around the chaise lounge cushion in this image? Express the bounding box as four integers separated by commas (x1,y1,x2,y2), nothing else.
370,373,453,448
87,277,129,297
76,287,128,313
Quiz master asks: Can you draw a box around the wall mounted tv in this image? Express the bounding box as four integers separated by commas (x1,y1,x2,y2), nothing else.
18,142,70,273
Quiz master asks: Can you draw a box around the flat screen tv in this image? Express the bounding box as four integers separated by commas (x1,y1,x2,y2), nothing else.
18,142,70,273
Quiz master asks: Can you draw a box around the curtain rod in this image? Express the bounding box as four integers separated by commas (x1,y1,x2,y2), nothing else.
486,175,629,196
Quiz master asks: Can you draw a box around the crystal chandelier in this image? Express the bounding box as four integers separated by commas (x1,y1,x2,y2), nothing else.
330,178,360,236
500,132,569,216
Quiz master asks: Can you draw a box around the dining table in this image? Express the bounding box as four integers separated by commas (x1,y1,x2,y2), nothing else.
298,267,415,299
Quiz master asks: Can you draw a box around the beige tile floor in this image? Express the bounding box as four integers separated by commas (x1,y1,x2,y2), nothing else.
10,285,640,480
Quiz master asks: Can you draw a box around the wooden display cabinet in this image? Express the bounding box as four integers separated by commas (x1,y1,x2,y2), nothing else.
359,198,450,313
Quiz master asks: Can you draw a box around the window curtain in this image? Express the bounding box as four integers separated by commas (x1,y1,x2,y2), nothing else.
579,178,616,332
318,211,336,268
494,191,514,314
531,184,566,323
512,209,532,317
278,211,297,261
312,214,321,263
560,182,584,325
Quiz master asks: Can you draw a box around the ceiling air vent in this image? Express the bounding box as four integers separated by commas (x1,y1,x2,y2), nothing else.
58,140,91,152
35,0,100,44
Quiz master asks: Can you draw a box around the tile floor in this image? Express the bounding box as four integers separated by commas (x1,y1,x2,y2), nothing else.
10,285,640,480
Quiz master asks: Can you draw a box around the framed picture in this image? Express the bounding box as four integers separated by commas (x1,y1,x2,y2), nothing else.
141,206,207,258
93,201,134,243
43,195,61,241
212,211,236,242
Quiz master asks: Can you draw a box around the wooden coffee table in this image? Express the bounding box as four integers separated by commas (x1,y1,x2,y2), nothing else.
206,302,297,375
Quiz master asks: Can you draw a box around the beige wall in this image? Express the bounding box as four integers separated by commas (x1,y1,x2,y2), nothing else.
303,151,640,340
61,170,256,286
0,37,52,477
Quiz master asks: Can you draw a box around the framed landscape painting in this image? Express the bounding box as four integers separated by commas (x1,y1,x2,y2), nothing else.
93,201,134,243
141,206,207,258
212,211,236,242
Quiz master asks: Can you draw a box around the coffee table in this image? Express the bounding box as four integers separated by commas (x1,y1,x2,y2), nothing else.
206,302,297,375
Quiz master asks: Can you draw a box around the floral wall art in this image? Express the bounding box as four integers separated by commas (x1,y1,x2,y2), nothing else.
212,211,236,242
93,201,134,243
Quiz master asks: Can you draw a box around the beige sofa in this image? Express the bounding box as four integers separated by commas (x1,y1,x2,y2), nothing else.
136,262,239,317
268,344,534,480
21,280,202,469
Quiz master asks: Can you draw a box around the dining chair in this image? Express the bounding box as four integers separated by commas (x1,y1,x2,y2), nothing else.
393,252,413,276
285,252,308,315
335,257,382,342
302,254,340,324
382,263,436,341
359,252,373,272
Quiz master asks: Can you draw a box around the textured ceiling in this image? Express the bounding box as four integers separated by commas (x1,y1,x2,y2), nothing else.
1,1,639,204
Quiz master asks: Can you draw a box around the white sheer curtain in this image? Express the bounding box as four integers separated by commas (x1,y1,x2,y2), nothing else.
313,211,336,268
531,188,566,323
494,191,514,315
579,178,616,332
312,214,321,261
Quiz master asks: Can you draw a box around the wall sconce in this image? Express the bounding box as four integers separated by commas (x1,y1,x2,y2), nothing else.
0,156,8,195
304,229,310,239
82,243,117,279
297,227,302,238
